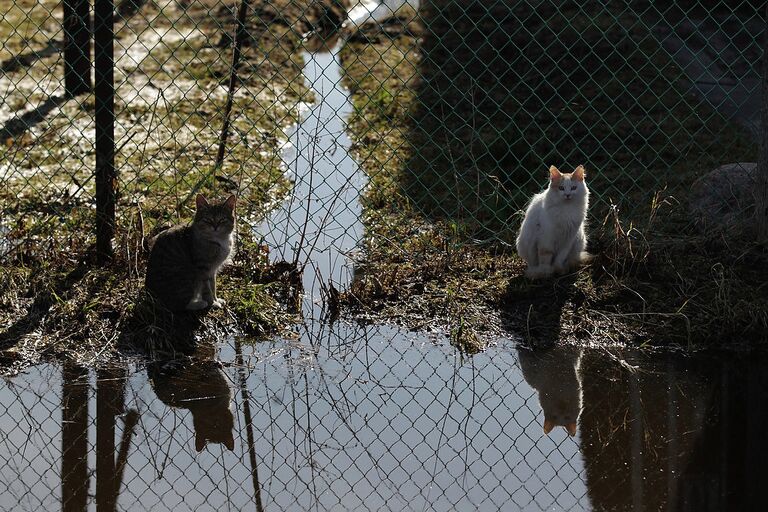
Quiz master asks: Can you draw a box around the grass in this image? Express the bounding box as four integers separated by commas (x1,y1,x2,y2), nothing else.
0,0,342,369
338,1,765,349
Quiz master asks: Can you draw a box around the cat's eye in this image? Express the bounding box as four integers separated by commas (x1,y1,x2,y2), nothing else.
571,186,576,190
558,186,564,190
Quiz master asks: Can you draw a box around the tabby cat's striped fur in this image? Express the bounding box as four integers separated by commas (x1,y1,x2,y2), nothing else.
146,194,236,311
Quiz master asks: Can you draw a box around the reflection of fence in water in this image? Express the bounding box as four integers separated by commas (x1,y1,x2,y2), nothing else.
0,330,590,511
4,339,767,510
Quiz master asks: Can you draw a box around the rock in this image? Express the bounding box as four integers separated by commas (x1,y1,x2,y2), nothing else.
689,162,756,231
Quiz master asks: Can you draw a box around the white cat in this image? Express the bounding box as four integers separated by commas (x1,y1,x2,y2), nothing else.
516,165,590,279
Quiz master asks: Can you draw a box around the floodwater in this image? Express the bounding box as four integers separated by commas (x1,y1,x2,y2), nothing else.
3,2,768,511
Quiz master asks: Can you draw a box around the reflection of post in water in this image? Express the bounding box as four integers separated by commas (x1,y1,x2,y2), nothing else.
675,355,768,510
96,366,137,512
579,352,709,512
61,364,89,512
235,337,265,512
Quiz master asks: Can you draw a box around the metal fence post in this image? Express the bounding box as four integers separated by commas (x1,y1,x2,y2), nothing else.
62,0,92,97
94,0,116,263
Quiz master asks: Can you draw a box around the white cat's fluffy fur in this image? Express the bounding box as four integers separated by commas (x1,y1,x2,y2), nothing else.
516,165,590,279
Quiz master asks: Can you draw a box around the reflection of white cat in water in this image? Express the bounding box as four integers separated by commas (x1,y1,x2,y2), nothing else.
518,346,583,437
149,359,236,452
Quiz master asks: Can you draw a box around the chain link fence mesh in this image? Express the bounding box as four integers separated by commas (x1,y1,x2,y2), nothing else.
0,3,764,509
0,0,762,260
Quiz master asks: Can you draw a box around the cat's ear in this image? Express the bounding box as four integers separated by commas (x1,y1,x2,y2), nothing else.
196,194,210,209
543,418,555,435
549,166,562,182
565,422,577,437
195,433,206,452
572,165,586,182
224,194,237,211
224,432,235,451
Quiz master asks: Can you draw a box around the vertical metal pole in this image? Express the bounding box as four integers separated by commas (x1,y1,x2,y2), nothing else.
63,0,92,96
94,0,116,263
215,0,252,169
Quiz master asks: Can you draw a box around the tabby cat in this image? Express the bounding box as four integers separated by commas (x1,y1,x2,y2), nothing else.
146,194,236,311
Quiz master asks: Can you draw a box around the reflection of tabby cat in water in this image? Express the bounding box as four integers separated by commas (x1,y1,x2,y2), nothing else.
518,345,583,436
149,359,235,452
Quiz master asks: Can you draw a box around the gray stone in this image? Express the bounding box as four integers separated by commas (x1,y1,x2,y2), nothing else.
689,162,756,230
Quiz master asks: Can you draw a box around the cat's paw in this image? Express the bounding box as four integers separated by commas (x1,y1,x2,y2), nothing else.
211,298,226,309
525,265,552,280
186,299,209,311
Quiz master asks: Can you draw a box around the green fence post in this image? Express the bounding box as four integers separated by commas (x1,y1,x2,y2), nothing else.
62,0,92,97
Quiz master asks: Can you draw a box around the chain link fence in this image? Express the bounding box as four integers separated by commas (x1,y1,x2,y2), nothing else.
1,3,765,509
0,0,762,261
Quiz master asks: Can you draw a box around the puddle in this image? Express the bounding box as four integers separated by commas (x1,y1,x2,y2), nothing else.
3,341,768,510
259,0,422,303
347,0,419,27
260,42,364,296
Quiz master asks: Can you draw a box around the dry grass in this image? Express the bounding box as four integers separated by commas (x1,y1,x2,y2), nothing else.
0,0,345,370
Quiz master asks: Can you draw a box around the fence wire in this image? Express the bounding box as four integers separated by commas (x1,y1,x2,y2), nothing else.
0,3,765,510
0,0,762,260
